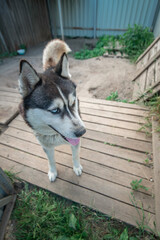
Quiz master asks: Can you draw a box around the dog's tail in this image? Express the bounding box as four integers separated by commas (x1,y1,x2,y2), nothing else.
42,39,71,70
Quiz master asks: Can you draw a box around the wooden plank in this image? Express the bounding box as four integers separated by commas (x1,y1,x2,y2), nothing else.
0,91,21,98
0,104,19,125
0,194,16,240
82,114,144,131
155,57,160,83
0,143,153,195
0,157,155,229
84,129,152,153
0,87,18,93
145,62,156,89
0,96,20,104
137,82,160,102
136,36,160,63
139,71,147,93
0,154,154,213
0,195,14,208
1,130,153,180
132,50,160,82
0,167,14,195
80,102,148,117
81,138,149,164
84,122,151,142
8,123,152,153
4,125,150,163
79,97,147,110
17,108,147,124
152,120,160,232
0,100,19,107
16,113,144,132
10,118,151,142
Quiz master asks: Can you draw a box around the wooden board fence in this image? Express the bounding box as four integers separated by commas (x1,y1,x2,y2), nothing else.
132,36,160,101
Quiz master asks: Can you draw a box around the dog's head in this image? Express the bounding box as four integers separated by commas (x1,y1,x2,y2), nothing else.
18,52,86,145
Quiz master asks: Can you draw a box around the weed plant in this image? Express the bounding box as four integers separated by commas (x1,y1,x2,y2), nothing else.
74,25,154,62
12,184,158,240
121,25,154,62
105,91,135,103
130,179,148,191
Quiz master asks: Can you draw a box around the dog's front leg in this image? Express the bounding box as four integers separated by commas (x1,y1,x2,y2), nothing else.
43,147,57,182
71,141,83,176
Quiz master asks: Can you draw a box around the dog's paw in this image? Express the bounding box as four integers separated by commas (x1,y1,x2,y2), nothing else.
48,171,57,182
73,165,83,176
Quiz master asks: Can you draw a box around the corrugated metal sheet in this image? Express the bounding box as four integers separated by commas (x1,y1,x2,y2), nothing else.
50,0,158,38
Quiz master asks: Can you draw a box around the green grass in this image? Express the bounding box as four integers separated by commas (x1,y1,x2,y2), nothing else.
12,183,158,240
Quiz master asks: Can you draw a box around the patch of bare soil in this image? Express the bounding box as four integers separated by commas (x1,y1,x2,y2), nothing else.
0,41,136,101
69,56,136,100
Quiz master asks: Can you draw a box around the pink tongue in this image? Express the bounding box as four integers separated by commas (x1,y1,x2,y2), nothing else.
66,138,80,146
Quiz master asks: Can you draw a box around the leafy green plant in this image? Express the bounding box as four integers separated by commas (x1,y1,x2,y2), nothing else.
121,24,154,62
106,91,135,103
74,46,106,59
0,51,17,59
74,25,154,61
130,179,148,191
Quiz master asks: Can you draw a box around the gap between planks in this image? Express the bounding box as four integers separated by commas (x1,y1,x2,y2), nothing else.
0,153,154,214
80,102,148,117
15,113,146,133
0,128,154,186
4,125,151,165
10,117,151,142
0,143,153,195
80,97,148,110
9,121,153,153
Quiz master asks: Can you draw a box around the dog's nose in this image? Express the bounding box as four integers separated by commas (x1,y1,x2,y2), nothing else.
74,127,86,137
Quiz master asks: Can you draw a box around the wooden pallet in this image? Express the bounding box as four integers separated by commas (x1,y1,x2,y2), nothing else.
0,97,157,231
132,37,160,101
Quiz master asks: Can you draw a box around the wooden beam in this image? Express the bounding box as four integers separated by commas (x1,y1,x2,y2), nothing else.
152,119,160,233
0,194,16,240
0,195,14,208
136,36,160,63
132,50,160,82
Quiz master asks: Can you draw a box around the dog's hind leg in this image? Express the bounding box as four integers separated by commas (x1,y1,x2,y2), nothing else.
43,147,57,182
71,142,83,176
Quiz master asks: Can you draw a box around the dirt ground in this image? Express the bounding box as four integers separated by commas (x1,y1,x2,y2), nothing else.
0,38,136,100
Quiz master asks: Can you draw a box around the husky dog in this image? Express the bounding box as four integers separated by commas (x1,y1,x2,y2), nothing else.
18,39,86,182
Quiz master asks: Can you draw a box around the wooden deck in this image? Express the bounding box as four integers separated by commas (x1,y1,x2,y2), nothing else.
0,95,157,231
0,87,20,126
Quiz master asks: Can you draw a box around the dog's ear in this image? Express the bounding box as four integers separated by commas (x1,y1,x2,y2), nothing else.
55,53,71,79
18,60,40,97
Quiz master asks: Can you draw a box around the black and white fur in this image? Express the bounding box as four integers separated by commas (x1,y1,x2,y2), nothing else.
18,39,86,182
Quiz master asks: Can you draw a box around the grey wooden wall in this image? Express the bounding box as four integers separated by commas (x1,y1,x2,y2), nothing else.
0,0,52,53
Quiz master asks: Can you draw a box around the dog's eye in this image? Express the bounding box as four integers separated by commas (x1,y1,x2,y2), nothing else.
50,108,61,114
